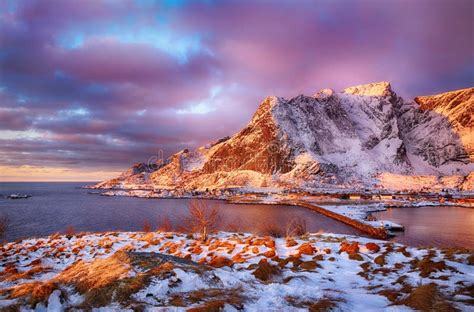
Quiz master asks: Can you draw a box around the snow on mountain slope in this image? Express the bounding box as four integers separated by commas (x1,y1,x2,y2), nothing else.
94,82,473,192
394,88,473,176
413,87,473,162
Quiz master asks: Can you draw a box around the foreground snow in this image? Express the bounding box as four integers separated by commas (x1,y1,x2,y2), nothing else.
1,231,473,311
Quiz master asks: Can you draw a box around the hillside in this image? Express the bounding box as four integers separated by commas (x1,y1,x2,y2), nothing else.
94,82,473,192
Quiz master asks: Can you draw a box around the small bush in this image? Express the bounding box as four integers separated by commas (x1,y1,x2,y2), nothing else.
260,223,284,238
143,220,152,233
0,214,9,240
157,216,173,232
226,220,242,233
184,200,222,241
65,225,75,237
286,217,307,237
253,259,280,281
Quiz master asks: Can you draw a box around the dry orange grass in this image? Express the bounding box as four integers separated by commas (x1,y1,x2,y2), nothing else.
3,265,52,282
397,283,457,312
252,259,280,281
9,281,57,306
141,232,161,245
55,250,131,293
169,287,243,310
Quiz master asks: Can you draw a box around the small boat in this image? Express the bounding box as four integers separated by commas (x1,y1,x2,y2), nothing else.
7,193,31,199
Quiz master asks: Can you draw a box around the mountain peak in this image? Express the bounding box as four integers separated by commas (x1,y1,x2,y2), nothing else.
343,81,392,97
313,88,335,100
414,87,474,111
95,84,473,192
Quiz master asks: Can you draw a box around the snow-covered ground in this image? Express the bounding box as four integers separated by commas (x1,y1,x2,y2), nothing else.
1,231,473,311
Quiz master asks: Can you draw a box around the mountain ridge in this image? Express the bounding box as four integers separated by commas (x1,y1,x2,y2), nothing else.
94,82,473,192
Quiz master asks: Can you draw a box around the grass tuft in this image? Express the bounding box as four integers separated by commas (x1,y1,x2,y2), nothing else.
396,283,458,312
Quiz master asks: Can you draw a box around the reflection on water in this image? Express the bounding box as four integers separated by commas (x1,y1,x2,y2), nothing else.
0,182,362,242
374,206,474,249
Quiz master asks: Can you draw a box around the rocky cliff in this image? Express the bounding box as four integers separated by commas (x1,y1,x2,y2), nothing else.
95,82,473,192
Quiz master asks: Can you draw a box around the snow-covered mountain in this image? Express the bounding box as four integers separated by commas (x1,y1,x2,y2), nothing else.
95,82,473,192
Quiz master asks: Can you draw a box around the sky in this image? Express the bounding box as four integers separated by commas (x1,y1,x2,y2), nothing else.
0,0,473,181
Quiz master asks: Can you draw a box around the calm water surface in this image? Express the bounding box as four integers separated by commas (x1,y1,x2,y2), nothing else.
0,182,362,242
2,183,472,249
374,206,474,249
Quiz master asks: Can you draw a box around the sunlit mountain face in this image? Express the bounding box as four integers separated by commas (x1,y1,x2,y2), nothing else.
0,0,473,181
94,83,473,192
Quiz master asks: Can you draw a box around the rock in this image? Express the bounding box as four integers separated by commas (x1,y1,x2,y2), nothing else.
128,252,200,268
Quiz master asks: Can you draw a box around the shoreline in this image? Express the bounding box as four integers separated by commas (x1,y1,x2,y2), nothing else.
89,188,474,241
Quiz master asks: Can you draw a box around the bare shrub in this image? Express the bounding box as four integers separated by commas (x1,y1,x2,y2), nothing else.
174,224,189,234
226,221,241,233
185,200,221,241
226,216,242,233
156,216,173,232
286,217,307,237
65,224,75,237
0,215,8,240
260,222,284,238
142,220,152,233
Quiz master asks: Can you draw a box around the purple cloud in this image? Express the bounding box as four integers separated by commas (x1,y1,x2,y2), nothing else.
0,0,472,179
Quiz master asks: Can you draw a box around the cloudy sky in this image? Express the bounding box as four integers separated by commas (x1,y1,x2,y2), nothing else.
0,0,472,181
